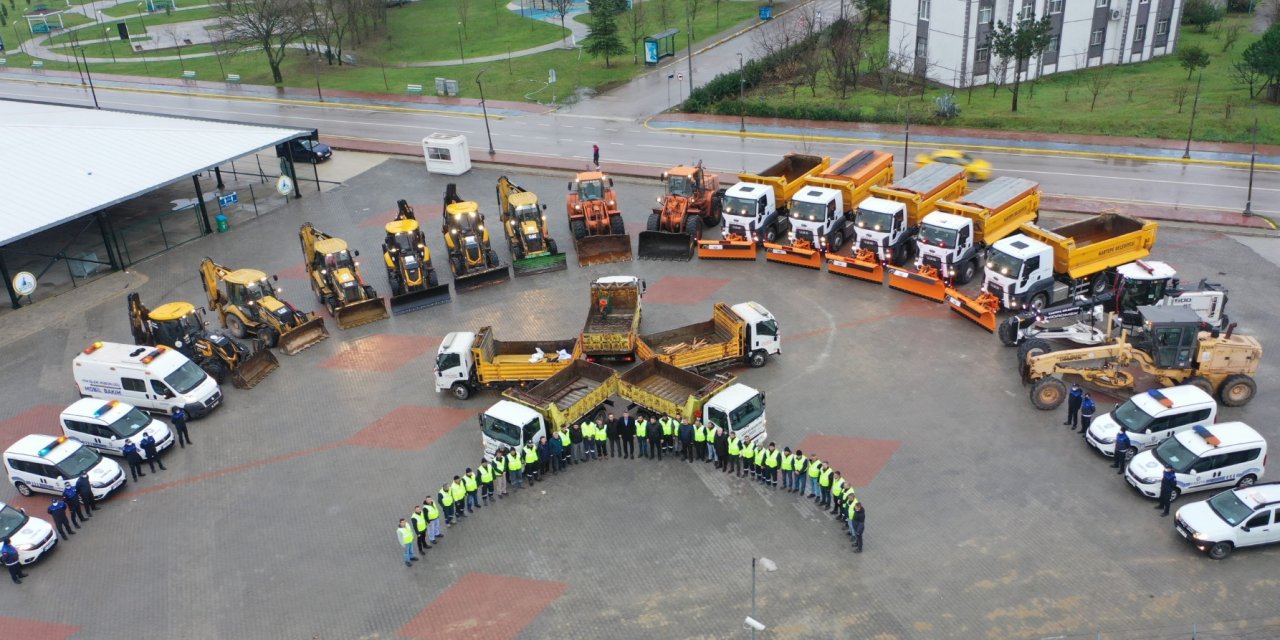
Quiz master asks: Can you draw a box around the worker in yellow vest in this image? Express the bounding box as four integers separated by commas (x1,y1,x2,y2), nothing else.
463,468,479,513
739,438,756,478
763,442,781,488
397,518,417,567
693,421,707,462
807,454,824,500
523,442,541,483
593,418,608,459
422,495,441,543
449,476,468,520
830,471,847,518
753,441,767,482
790,449,807,493
410,506,429,555
780,447,795,490
818,465,835,509
704,421,718,465
726,433,741,475
557,428,572,471
493,449,509,498
581,420,597,461
661,415,676,454
636,415,650,459
438,481,456,525
478,459,495,505
507,447,524,490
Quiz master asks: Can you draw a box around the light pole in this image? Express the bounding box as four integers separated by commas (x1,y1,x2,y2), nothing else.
104,26,116,62
74,46,99,108
903,102,911,175
476,69,495,156
749,557,776,640
1243,113,1257,216
737,52,745,133
684,3,694,96
1182,70,1202,160
312,56,323,102
456,21,464,62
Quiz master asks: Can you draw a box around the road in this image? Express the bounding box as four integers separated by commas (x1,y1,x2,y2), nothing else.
0,76,1276,218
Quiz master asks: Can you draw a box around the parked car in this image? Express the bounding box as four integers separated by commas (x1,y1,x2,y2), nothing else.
287,139,333,163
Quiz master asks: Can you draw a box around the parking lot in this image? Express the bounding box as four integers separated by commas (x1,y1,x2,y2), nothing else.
1,154,1277,640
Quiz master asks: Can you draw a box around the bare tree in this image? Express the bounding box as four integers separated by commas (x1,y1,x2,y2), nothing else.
1173,85,1189,113
457,0,470,38
216,0,308,84
658,0,671,28
1230,56,1264,97
687,0,703,40
550,0,573,44
774,57,807,100
627,0,647,63
825,18,863,98
1085,65,1114,112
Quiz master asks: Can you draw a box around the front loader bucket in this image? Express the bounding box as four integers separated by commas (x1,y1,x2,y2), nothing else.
277,316,329,355
333,297,390,330
389,283,452,315
763,242,823,270
453,265,512,293
230,347,279,390
697,238,757,260
574,235,633,267
637,231,695,261
945,289,1000,333
888,266,946,303
513,253,569,277
827,250,885,284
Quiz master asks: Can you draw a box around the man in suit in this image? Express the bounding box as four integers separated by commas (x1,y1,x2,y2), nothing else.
619,412,636,459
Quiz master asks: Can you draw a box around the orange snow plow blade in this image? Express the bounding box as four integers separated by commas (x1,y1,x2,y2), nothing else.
697,234,757,260
763,239,823,269
945,289,999,333
888,264,946,303
826,248,884,284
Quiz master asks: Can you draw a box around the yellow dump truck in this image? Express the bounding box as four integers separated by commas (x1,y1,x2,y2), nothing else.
479,360,619,460
636,302,780,374
617,359,768,444
698,153,831,260
434,327,581,400
581,275,644,361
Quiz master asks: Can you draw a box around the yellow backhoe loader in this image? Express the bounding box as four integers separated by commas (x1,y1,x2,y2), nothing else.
299,222,390,329
442,183,512,291
199,257,329,355
496,176,567,276
128,293,278,389
383,200,452,314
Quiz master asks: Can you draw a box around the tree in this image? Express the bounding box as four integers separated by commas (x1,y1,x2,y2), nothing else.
1177,44,1210,79
549,0,572,44
456,0,470,37
1240,24,1280,99
627,0,647,64
216,0,307,84
1182,0,1224,32
584,0,627,67
1230,56,1264,97
987,16,1053,112
687,0,703,40
1086,65,1114,112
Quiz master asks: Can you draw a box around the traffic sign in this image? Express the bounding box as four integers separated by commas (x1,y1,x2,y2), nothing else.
218,192,239,208
276,175,294,196
677,73,684,81
12,271,36,296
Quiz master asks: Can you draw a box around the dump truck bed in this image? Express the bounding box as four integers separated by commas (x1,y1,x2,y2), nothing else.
635,303,744,371
582,279,643,356
1021,213,1158,279
803,150,895,212
868,163,968,227
936,177,1040,245
737,154,831,204
618,359,733,422
473,327,580,385
503,360,619,430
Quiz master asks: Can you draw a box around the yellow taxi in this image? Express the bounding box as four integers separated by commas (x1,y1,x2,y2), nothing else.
914,149,993,181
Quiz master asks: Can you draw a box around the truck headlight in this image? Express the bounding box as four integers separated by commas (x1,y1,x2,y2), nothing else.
1192,532,1207,540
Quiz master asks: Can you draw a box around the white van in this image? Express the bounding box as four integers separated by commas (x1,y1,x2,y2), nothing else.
1127,422,1267,502
0,500,57,564
73,341,222,418
4,434,126,500
1086,386,1217,458
60,399,174,458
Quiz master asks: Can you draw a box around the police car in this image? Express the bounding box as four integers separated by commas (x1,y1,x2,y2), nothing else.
1175,482,1280,560
60,398,174,458
1086,386,1217,458
1126,422,1267,502
0,500,56,565
3,435,126,500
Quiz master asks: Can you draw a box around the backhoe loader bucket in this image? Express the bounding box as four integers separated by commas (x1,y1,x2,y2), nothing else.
512,253,568,277
230,346,279,390
453,265,512,293
827,249,885,284
763,240,823,269
637,231,695,261
333,297,390,330
574,235,633,267
277,316,329,355
888,264,947,303
945,289,1000,333
389,284,452,315
697,236,757,260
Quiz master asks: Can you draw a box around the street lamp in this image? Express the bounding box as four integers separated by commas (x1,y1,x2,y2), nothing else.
737,52,745,133
104,26,116,63
476,69,495,156
456,21,464,62
73,46,99,108
1243,112,1257,217
903,102,911,175
1182,70,1202,160
748,557,777,640
684,2,694,96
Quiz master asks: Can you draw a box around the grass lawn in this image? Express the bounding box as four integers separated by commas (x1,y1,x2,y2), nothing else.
360,0,565,63
739,14,1279,144
575,0,764,45
46,6,219,44
52,39,217,58
101,2,216,18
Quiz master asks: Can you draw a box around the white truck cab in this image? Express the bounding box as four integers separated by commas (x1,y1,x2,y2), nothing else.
1086,386,1217,458
73,341,222,418
1176,482,1280,560
0,500,56,565
4,434,127,500
730,302,781,366
914,211,980,284
853,197,912,264
788,187,851,253
703,383,767,445
721,182,783,243
982,235,1054,311
434,331,477,394
479,400,546,461
60,399,175,458
1127,422,1267,502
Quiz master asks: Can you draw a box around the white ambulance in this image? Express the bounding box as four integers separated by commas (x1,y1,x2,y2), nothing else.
73,341,222,418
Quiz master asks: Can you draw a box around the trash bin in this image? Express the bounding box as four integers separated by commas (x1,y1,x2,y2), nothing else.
759,5,773,20
215,214,229,233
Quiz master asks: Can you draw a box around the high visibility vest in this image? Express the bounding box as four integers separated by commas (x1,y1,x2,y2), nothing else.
662,418,675,436
424,503,439,521
741,442,755,459
398,526,414,545
847,499,860,519
464,474,478,492
843,486,856,502
636,419,648,439
412,512,427,532
595,425,607,441
808,460,823,478
781,454,794,471
559,431,571,447
765,450,780,468
508,453,523,471
728,437,741,456
819,468,834,488
754,448,765,466
694,425,706,443
479,465,494,483
438,490,454,508
582,422,596,439
450,481,466,501
832,477,846,498
494,457,507,473
793,456,807,474
524,445,539,463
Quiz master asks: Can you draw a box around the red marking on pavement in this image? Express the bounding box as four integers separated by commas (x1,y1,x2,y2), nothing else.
642,276,730,305
358,204,436,228
397,572,567,640
0,404,64,445
796,435,900,489
319,334,442,372
0,617,80,640
273,262,309,280
129,442,345,499
345,406,474,451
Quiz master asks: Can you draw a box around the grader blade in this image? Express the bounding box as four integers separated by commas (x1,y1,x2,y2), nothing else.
277,316,329,355
763,241,822,269
945,289,1000,333
887,265,947,303
388,284,452,315
452,265,512,293
512,253,568,277
826,249,884,284
696,237,757,260
230,347,279,390
333,297,390,330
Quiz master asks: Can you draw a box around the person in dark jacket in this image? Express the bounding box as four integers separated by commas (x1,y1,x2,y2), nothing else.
1079,393,1097,434
620,412,636,459
714,427,729,469
849,501,866,552
679,420,695,462
648,416,662,461
606,413,621,458
62,479,88,523
548,430,565,474
1113,426,1131,473
47,498,75,540
537,437,552,479
1157,466,1178,516
2,538,25,584
122,439,145,481
171,406,191,448
140,433,166,472
1064,383,1083,428
75,475,98,512
569,423,584,464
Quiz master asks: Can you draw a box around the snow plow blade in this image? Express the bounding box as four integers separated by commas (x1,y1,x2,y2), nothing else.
513,253,569,277
887,265,946,303
763,241,823,269
945,289,999,333
277,316,329,355
574,235,633,267
826,249,884,283
333,297,390,330
453,265,512,293
389,284,452,315
637,231,695,261
697,237,757,260
230,346,279,390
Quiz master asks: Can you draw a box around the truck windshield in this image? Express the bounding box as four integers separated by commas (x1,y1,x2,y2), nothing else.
481,414,530,447
919,224,959,248
578,180,604,201
436,352,461,371
1154,437,1198,473
0,504,28,539
722,196,756,218
855,209,893,231
515,205,540,222
756,320,778,337
790,201,827,222
108,408,152,438
727,395,766,432
1110,399,1155,432
54,446,100,478
986,250,1024,278
164,361,207,395
667,176,694,197
1208,490,1254,526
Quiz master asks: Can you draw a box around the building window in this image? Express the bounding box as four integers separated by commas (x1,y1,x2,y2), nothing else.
1139,0,1149,3
976,46,990,63
1049,0,1063,13
1096,0,1109,7
1047,35,1060,53
919,0,931,20
1019,0,1035,20
1134,24,1146,42
916,36,928,58
1156,19,1169,35
978,5,993,24
1090,29,1103,45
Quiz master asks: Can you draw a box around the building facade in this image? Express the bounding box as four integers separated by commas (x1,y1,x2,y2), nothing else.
889,0,1185,87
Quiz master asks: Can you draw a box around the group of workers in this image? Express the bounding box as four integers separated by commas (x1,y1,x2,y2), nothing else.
395,410,868,566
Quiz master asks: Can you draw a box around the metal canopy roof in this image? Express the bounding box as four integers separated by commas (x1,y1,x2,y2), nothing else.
0,100,309,246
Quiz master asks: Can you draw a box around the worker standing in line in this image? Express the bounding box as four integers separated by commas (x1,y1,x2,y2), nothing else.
76,474,98,514
478,458,495,504
548,431,564,476
705,423,718,465
679,419,695,462
819,464,835,509
739,437,755,478
507,448,525,491
606,413,621,459
791,450,807,493
538,436,552,479
494,448,509,498
651,418,664,461
850,500,866,552
439,482,455,526
763,443,781,488
692,421,706,462
569,422,584,464
463,468,480,512
171,406,191,448
1079,393,1097,434
1157,465,1177,517
726,433,742,475
584,419,598,460
830,471,846,517
62,479,88,525
558,428,572,471
140,432,166,473
47,497,74,540
397,519,418,567
1113,426,1131,473
122,439,145,481
807,455,824,500
620,412,636,459
2,538,25,585
753,443,767,482
713,427,728,469
411,506,429,555
423,495,442,544
594,419,608,460
636,415,650,459
1064,383,1083,428
781,447,795,491
449,476,468,519
524,442,541,484
660,415,675,454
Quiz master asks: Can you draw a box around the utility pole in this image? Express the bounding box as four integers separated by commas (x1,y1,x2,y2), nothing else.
1182,70,1202,160
902,102,910,175
737,52,745,133
477,69,495,156
685,5,694,96
1243,113,1257,217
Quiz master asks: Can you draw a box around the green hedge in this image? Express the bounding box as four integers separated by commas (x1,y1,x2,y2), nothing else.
681,31,821,112
705,99,934,125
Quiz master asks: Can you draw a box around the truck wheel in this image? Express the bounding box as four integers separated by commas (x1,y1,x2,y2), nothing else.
1218,374,1257,407
684,215,703,240
764,226,779,244
201,359,228,384
428,271,440,287
956,259,978,285
511,242,525,262
571,219,587,240
451,383,471,400
485,249,500,268
1184,375,1214,396
610,215,625,235
14,481,32,497
830,230,845,252
998,317,1021,347
1031,377,1068,410
450,256,465,277
748,350,767,368
363,285,377,299
547,238,559,256
388,274,402,295
260,326,280,349
707,195,723,227
1208,541,1233,560
1017,338,1053,366
647,212,661,232
1028,292,1049,312
226,315,247,339
1091,273,1111,296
